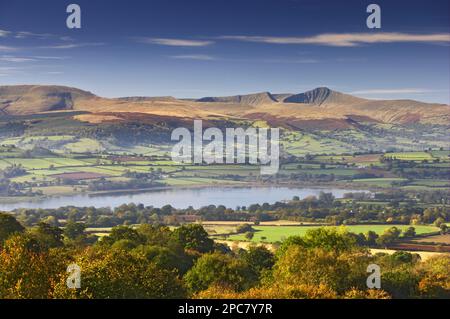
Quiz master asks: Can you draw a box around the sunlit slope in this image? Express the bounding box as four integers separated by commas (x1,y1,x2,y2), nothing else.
0,85,95,114
1,85,449,126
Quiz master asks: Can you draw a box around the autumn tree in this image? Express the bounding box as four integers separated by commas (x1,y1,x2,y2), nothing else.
53,247,186,299
0,212,24,243
64,221,86,241
403,227,416,238
365,230,379,246
0,234,67,298
278,227,358,255
240,245,274,278
417,255,450,298
184,252,255,293
29,222,64,249
172,224,213,253
272,245,371,294
376,227,402,248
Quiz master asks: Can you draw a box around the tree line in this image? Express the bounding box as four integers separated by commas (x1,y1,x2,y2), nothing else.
0,212,449,299
9,190,449,228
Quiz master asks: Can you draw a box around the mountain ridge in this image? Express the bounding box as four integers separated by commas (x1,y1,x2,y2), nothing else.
281,87,366,105
0,84,448,126
0,85,96,115
196,91,278,106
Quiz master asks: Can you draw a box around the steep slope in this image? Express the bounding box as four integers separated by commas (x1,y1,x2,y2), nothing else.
272,93,294,102
197,92,277,106
116,96,177,102
0,85,96,115
198,87,449,125
282,87,365,105
327,98,450,124
0,85,448,126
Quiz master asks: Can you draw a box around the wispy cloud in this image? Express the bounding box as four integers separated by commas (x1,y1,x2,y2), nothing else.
0,66,25,76
44,71,64,75
136,37,214,47
336,57,368,62
168,54,319,63
0,29,73,42
59,36,74,42
170,54,216,60
6,30,73,41
0,55,36,62
0,66,23,71
220,32,450,47
351,88,439,95
0,55,69,62
0,45,18,52
32,56,69,60
259,58,319,64
15,31,54,40
0,29,11,37
41,42,105,49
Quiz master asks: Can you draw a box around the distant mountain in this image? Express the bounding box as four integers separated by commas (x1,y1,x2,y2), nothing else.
195,87,449,125
197,87,365,106
0,84,448,126
0,85,95,115
281,87,365,105
116,96,177,102
196,92,277,106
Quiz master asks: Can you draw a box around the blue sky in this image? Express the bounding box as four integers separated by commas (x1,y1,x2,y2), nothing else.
0,0,449,103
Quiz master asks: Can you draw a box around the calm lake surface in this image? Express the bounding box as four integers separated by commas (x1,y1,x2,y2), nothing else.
0,187,367,210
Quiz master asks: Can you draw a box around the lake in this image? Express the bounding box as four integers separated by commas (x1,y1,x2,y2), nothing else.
0,186,367,210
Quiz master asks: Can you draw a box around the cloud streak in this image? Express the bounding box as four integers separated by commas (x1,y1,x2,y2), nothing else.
137,37,214,47
0,30,11,37
0,45,18,52
0,29,73,42
15,31,54,39
0,55,36,62
32,56,69,60
258,58,319,64
41,42,105,49
170,54,216,60
44,71,64,75
0,67,23,71
0,66,25,76
220,32,450,47
0,55,69,63
351,88,440,95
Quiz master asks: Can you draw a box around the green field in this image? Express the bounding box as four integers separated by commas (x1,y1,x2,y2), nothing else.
352,178,407,187
1,135,449,201
281,132,354,156
384,152,434,161
164,177,244,186
227,225,440,243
